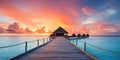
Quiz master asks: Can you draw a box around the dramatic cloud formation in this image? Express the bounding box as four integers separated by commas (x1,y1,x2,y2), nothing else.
0,0,120,35
6,22,23,33
0,22,47,34
0,27,6,33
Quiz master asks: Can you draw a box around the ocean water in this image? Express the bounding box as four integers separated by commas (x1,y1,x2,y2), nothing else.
0,35,48,60
70,36,120,60
0,36,120,60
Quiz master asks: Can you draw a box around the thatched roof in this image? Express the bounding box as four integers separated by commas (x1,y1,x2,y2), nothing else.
53,27,68,34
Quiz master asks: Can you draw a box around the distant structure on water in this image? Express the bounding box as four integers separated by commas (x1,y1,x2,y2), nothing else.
50,27,89,39
71,33,89,38
50,27,68,36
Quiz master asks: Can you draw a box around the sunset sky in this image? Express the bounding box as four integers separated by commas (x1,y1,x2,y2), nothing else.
0,0,120,35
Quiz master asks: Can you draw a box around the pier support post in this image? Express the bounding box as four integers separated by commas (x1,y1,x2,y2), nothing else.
49,37,51,41
76,40,78,46
48,38,49,41
69,40,71,42
43,39,45,44
84,42,86,51
25,42,27,52
47,38,48,42
73,40,74,43
37,40,39,47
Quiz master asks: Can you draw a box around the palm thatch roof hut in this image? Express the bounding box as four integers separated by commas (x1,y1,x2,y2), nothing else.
52,27,68,36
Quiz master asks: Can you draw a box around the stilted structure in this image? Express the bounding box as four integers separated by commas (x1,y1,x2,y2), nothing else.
51,27,68,36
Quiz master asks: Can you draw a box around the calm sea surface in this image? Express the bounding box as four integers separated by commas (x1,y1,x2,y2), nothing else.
0,36,120,60
0,35,48,60
71,36,120,60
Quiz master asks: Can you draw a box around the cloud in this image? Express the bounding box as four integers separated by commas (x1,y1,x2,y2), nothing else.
95,23,119,34
81,7,97,16
104,9,117,16
0,27,6,33
0,0,120,35
6,22,24,33
36,26,46,33
6,22,34,33
25,27,33,33
82,17,96,24
0,22,50,34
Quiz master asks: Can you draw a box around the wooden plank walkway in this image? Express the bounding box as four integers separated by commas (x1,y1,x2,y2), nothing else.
12,37,97,60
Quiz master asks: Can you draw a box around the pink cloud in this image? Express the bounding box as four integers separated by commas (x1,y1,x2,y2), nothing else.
6,22,34,33
0,22,50,34
82,7,97,16
96,23,118,32
6,22,24,33
0,27,6,33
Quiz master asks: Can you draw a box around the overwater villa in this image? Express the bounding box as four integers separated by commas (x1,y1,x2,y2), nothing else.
50,27,68,36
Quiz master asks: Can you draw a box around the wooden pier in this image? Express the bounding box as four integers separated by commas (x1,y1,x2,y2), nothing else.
11,37,97,60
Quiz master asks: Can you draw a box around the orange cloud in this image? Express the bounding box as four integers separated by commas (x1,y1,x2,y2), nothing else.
25,27,33,33
36,26,46,33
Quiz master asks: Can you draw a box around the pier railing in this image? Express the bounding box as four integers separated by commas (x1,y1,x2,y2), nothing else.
0,37,51,59
69,39,120,54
